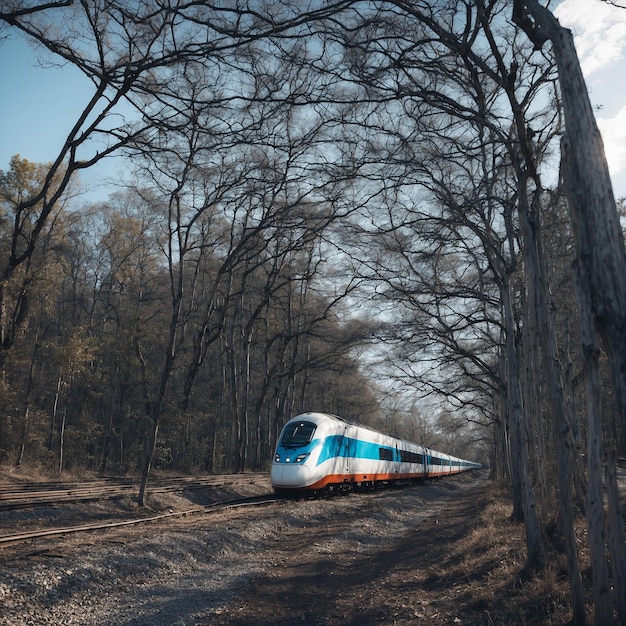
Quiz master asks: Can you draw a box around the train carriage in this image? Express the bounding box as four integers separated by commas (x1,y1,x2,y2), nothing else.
271,412,481,495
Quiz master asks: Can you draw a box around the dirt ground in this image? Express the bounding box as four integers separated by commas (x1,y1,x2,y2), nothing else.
210,472,583,626
0,470,590,625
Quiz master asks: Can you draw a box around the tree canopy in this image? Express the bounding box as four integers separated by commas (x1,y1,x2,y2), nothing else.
2,2,626,621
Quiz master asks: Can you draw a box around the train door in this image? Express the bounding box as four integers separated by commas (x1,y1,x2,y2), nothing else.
343,425,357,475
395,443,400,474
331,425,349,479
424,448,430,478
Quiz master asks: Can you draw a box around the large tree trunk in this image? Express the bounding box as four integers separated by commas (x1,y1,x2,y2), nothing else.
606,446,626,624
578,319,613,626
517,182,585,622
502,281,544,569
515,2,626,623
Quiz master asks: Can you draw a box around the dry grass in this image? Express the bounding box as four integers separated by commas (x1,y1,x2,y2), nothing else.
426,483,594,625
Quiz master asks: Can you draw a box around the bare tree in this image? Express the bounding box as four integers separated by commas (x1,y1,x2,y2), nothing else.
318,0,553,571
513,2,626,622
0,0,355,351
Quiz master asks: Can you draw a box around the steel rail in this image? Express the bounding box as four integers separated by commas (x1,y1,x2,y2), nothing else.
0,474,269,510
0,494,280,547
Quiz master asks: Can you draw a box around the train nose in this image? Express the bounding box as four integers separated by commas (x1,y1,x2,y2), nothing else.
271,463,311,487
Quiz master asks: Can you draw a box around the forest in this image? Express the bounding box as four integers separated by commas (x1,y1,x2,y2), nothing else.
1,1,626,623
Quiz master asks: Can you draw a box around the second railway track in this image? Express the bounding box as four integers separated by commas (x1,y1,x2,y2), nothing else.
0,473,268,510
0,493,280,549
0,472,274,555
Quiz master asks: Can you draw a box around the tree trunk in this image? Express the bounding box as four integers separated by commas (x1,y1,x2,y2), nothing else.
138,418,158,506
502,280,544,569
16,407,28,467
520,297,550,520
515,2,626,621
138,344,174,507
100,407,114,474
606,446,626,625
518,183,585,621
17,333,39,467
580,325,613,626
48,374,63,451
58,403,67,475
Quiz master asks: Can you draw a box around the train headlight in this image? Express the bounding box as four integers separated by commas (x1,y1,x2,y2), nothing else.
275,452,308,463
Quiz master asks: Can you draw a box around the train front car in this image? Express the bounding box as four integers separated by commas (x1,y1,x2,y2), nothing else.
271,413,331,494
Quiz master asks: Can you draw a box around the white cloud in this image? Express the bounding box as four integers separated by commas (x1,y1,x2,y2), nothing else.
598,104,626,182
554,0,626,196
555,0,626,76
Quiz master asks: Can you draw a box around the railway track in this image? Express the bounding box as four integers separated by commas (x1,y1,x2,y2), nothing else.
0,473,268,511
0,492,280,549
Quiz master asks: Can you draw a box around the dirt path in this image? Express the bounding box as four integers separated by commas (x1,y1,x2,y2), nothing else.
211,474,490,625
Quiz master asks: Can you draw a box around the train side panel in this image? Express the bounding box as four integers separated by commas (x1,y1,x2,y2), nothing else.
306,423,427,490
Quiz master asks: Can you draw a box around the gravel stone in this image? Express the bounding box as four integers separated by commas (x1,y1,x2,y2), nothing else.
0,476,481,625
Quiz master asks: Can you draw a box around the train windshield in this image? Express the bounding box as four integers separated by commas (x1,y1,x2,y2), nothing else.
280,421,317,447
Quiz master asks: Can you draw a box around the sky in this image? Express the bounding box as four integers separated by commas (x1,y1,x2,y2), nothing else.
554,0,626,198
1,0,626,200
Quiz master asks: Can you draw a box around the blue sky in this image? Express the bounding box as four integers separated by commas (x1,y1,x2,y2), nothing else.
1,0,625,200
0,36,129,202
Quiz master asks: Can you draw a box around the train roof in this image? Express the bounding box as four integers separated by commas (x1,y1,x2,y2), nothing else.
283,412,481,466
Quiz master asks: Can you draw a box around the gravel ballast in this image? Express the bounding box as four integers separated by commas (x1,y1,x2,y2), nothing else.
0,476,481,625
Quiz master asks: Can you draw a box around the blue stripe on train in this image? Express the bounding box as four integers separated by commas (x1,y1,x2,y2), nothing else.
275,436,389,466
315,436,394,466
277,436,477,468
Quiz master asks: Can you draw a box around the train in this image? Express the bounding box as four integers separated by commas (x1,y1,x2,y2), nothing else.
270,412,481,495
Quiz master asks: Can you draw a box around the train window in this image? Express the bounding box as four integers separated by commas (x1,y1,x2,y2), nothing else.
400,450,424,464
379,448,394,461
280,421,316,447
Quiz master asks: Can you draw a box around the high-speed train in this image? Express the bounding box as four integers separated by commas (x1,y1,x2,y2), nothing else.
271,412,481,495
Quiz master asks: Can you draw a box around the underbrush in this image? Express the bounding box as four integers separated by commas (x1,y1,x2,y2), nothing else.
441,483,593,625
